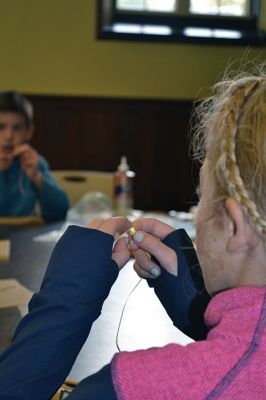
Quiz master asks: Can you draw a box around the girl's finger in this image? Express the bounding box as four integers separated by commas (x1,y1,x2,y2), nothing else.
87,218,105,230
87,217,131,237
133,261,159,279
132,231,177,276
98,217,131,236
112,236,130,268
128,238,140,252
133,248,161,278
132,218,174,241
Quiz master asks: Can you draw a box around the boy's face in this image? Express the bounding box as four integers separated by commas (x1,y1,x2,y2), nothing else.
0,112,33,170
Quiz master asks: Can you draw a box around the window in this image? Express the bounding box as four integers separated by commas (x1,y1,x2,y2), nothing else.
116,0,176,13
190,0,248,16
97,0,265,45
116,0,249,16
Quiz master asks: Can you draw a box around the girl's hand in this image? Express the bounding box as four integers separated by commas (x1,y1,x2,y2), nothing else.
87,217,131,269
130,218,177,278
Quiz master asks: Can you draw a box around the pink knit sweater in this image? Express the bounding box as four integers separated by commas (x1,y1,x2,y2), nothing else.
111,286,266,399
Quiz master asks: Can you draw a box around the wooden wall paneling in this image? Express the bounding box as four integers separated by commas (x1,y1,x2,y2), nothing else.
27,95,199,212
152,101,198,211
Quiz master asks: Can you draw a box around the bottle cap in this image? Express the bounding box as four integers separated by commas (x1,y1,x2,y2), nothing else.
118,156,129,172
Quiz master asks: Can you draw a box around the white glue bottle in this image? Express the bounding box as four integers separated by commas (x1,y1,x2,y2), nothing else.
113,156,135,216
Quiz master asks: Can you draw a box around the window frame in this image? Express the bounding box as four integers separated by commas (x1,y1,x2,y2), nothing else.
97,0,265,46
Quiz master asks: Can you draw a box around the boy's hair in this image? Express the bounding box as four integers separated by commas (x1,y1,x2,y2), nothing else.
0,91,33,127
193,70,266,236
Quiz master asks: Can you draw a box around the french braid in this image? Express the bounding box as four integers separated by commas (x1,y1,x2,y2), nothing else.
218,78,266,235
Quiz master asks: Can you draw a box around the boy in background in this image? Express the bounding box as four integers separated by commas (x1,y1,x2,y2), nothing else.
0,91,69,222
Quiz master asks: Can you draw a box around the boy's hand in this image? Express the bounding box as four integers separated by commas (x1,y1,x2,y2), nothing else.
0,147,13,171
130,218,177,278
13,144,43,187
87,217,131,269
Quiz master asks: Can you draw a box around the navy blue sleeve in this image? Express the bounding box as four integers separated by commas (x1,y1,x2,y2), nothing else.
148,229,211,340
68,364,117,400
0,225,119,400
66,229,212,400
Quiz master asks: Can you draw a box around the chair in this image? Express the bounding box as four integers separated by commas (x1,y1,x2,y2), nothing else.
52,170,114,206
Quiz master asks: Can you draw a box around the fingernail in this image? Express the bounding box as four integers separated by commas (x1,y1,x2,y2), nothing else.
134,232,144,242
128,239,138,249
129,239,134,247
151,267,161,278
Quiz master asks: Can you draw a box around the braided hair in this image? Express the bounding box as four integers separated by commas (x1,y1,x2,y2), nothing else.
193,74,266,236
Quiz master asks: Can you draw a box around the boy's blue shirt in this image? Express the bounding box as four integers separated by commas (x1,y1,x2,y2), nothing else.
0,156,69,222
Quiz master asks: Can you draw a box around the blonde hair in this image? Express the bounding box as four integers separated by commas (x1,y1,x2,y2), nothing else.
193,71,266,236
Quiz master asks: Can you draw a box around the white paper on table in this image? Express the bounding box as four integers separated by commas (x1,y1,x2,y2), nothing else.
0,279,33,308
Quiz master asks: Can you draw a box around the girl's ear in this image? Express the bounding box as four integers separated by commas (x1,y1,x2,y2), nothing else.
225,197,248,254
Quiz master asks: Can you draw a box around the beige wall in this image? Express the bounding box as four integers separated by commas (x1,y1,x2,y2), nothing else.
0,0,266,100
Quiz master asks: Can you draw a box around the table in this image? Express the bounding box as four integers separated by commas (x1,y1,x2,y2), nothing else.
0,222,192,382
0,222,60,352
